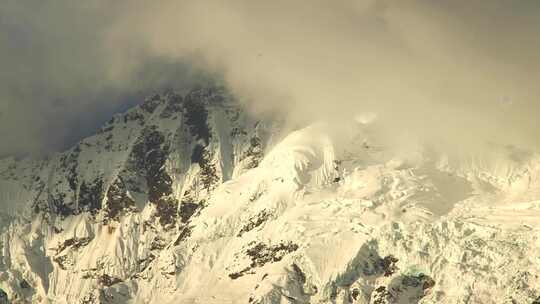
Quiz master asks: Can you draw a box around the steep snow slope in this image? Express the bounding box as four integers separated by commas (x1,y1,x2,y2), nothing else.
1,88,540,303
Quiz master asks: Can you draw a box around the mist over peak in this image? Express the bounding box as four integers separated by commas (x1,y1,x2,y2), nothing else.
2,3,540,302
1,0,539,158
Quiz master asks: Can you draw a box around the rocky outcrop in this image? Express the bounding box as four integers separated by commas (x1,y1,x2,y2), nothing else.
104,177,136,221
229,241,299,279
237,209,271,237
370,274,435,304
78,177,103,214
184,96,211,145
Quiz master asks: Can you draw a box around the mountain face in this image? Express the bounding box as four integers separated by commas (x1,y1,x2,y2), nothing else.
1,87,540,304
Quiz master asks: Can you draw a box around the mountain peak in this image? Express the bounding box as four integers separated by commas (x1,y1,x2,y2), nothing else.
1,87,540,303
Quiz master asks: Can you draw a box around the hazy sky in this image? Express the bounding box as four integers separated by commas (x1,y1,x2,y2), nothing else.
1,0,539,157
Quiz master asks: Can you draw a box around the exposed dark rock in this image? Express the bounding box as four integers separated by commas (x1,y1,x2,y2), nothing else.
248,263,312,304
291,263,306,285
97,274,122,287
371,286,392,304
16,89,230,226
370,273,435,304
53,255,71,270
350,288,360,302
241,136,264,169
129,127,179,227
229,241,299,279
179,202,200,223
245,242,299,265
155,197,178,227
60,146,80,192
228,272,243,280
150,237,167,251
160,93,183,118
135,254,156,276
237,210,271,237
55,237,92,254
79,178,103,214
42,145,84,217
146,153,170,197
123,111,145,125
183,97,211,145
19,279,30,289
105,177,136,221
140,94,161,113
198,148,219,190
402,274,435,291
230,127,247,137
49,192,71,217
80,292,98,304
380,255,399,277
147,168,172,202
328,242,401,302
173,226,192,246
361,254,399,278
131,128,168,175
343,243,391,279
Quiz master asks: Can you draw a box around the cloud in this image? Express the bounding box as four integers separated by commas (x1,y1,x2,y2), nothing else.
1,0,540,156
0,1,209,156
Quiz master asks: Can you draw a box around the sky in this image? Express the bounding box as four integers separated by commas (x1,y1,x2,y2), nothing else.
1,0,539,157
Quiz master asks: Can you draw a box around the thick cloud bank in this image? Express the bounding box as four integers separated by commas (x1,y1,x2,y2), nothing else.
1,0,539,156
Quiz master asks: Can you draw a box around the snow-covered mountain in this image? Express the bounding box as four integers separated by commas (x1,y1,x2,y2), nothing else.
1,87,540,304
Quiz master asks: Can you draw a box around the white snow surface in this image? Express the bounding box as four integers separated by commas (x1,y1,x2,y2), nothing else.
1,88,540,303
